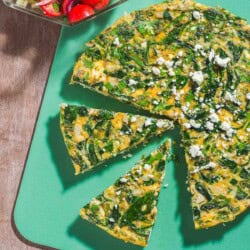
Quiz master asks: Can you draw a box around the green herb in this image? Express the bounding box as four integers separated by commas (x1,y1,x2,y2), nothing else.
88,143,98,165
195,182,212,201
200,195,230,211
83,59,94,69
120,192,156,227
163,10,172,21
236,188,248,200
219,157,237,172
227,41,244,62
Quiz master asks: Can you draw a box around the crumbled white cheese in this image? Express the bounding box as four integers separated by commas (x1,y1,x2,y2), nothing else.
156,120,169,128
190,119,201,129
156,57,165,65
205,121,214,131
209,113,219,123
130,116,137,122
220,121,235,137
128,79,137,86
246,128,250,132
165,60,174,69
60,103,68,109
168,68,175,76
141,41,147,48
178,51,184,57
192,11,201,20
189,145,203,158
147,174,154,179
144,164,151,170
226,128,235,138
190,71,204,85
120,177,128,183
145,118,153,127
208,49,215,62
183,122,191,129
172,86,177,95
220,121,231,131
152,67,161,75
113,37,120,46
109,218,115,223
182,105,188,112
152,100,159,105
214,55,231,68
246,93,250,100
147,81,154,87
116,190,121,195
192,162,216,174
194,44,203,52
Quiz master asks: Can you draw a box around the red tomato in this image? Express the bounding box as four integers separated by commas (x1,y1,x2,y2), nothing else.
62,0,74,14
80,0,100,6
68,4,95,24
40,1,63,17
93,0,110,10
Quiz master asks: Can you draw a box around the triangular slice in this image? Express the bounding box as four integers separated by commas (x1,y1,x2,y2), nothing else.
80,140,171,246
181,109,250,229
60,104,173,175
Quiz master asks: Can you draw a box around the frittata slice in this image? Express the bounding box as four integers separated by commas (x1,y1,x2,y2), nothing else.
60,104,173,175
71,0,249,119
181,91,250,229
80,140,171,246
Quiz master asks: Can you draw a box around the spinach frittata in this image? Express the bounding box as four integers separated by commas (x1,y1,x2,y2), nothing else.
60,104,173,174
70,0,250,228
80,140,171,247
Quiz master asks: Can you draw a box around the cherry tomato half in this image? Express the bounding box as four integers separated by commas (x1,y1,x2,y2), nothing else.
80,0,100,7
68,4,94,24
93,0,110,11
40,1,63,17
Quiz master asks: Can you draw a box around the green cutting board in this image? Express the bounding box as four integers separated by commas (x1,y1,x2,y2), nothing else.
14,1,250,249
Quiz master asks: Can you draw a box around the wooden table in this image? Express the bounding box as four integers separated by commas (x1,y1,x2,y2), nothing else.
0,2,60,249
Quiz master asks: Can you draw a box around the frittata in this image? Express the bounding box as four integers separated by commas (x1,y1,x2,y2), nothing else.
70,0,250,228
60,104,173,174
80,140,171,247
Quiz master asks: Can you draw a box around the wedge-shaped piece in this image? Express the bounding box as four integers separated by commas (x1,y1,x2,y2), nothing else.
80,140,171,246
181,104,250,229
60,104,173,174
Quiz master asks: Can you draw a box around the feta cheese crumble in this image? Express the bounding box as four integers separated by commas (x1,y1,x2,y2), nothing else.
152,67,161,75
190,71,204,85
130,116,137,122
145,118,153,127
128,79,137,86
209,113,219,123
214,55,231,68
156,57,165,65
156,120,169,128
205,121,214,131
192,11,201,20
113,37,120,46
189,145,203,158
246,93,250,100
144,164,151,170
208,49,215,62
120,177,128,183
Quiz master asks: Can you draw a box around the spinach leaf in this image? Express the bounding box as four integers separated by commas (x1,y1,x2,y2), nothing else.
227,41,244,62
120,192,156,227
195,182,212,201
219,157,237,172
163,10,172,21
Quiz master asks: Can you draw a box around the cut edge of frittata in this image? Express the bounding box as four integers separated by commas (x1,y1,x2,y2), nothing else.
80,139,172,246
60,104,173,175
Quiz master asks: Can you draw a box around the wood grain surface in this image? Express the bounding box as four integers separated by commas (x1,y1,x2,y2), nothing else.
0,2,60,249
